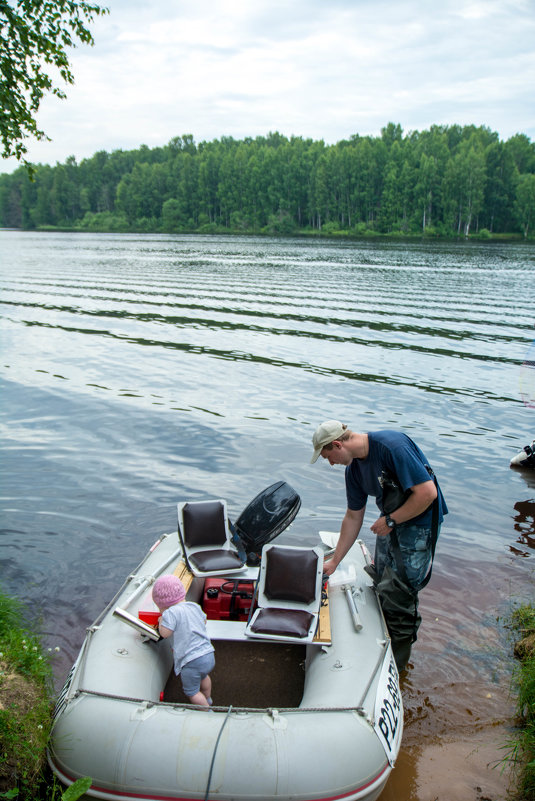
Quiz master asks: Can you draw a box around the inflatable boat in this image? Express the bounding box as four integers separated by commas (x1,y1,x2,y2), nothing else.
48,482,403,801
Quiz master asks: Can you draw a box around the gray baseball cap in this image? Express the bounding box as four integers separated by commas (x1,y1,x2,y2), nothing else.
310,420,347,463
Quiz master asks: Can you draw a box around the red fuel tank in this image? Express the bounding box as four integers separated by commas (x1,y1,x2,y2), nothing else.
202,578,255,621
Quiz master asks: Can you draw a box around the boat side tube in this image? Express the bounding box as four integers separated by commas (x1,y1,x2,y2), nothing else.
49,695,391,801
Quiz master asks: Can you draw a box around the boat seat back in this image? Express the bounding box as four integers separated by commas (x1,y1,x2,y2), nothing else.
264,546,319,604
245,544,324,643
177,499,246,577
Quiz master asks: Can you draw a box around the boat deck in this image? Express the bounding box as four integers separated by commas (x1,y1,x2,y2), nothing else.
161,560,328,708
164,639,306,707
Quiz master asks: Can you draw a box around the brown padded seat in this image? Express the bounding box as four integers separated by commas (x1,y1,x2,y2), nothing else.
189,549,244,572
182,501,227,547
246,545,322,639
250,608,314,638
264,547,319,604
179,499,245,575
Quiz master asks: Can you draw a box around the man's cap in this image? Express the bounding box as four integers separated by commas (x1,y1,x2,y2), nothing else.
310,420,348,463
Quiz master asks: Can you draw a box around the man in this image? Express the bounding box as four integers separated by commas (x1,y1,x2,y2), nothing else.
310,420,447,670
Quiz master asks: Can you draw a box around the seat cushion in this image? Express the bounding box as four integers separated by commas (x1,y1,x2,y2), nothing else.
190,549,243,573
264,547,319,604
250,608,315,638
183,501,227,547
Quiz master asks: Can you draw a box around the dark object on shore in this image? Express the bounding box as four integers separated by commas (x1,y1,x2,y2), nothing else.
510,441,535,469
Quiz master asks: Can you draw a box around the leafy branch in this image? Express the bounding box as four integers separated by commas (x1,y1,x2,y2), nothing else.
0,0,108,171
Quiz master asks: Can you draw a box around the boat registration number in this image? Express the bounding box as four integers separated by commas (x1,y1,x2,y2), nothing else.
374,646,403,765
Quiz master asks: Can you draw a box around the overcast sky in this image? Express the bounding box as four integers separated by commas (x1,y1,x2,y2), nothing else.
2,0,535,173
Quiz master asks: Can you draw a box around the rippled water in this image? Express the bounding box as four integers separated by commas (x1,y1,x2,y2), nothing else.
1,230,534,798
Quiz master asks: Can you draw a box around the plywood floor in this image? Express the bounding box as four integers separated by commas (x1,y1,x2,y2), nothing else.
163,640,306,708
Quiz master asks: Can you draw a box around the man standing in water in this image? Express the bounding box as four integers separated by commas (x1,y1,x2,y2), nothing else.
310,420,448,671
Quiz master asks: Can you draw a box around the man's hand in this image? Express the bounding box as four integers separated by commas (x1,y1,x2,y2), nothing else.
323,558,339,576
324,506,366,577
370,516,392,537
371,479,437,538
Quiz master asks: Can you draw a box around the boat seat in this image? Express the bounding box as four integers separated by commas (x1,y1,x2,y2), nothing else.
245,544,324,643
177,499,246,577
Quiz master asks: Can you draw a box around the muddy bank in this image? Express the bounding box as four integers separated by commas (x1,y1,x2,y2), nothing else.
382,729,512,801
376,548,529,800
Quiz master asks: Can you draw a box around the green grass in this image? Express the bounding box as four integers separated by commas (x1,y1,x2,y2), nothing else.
508,602,535,800
0,587,89,801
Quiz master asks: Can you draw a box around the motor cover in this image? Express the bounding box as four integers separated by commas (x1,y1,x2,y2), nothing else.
233,481,301,565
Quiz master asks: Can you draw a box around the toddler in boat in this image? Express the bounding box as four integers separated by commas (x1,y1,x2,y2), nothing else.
152,574,215,707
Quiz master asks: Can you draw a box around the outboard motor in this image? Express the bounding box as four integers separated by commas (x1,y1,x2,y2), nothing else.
232,481,301,566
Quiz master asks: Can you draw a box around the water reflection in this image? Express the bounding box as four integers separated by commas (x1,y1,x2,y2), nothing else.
510,464,535,556
2,296,528,359
512,475,535,560
511,464,535,491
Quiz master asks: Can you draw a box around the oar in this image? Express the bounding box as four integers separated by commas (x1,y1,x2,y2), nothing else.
343,586,363,632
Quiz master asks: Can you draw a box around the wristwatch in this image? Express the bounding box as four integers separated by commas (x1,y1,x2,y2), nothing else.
385,515,396,528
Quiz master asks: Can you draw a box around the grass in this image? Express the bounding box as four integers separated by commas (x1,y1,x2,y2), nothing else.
507,602,535,800
0,587,89,801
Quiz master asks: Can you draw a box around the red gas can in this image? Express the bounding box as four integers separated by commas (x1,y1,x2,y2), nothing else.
203,578,255,621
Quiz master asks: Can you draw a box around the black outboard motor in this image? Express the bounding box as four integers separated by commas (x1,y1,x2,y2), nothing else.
232,481,301,566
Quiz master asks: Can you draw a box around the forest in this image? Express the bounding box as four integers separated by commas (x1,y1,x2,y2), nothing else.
0,123,534,239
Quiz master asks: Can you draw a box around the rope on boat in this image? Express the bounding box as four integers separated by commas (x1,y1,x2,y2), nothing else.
72,688,368,715
204,704,233,801
357,643,388,709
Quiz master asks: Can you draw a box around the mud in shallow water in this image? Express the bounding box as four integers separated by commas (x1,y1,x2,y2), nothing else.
381,731,512,801
377,549,528,801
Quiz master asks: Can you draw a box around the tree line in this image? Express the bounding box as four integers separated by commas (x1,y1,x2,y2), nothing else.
1,123,534,238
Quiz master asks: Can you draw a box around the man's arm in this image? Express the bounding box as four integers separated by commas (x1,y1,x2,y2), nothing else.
370,479,437,537
323,506,366,576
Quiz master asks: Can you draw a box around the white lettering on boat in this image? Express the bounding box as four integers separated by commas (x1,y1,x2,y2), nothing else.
374,647,403,765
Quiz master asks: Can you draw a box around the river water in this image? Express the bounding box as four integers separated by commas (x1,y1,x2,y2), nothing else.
1,230,534,799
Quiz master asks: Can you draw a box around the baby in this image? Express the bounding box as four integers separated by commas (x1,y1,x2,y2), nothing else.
152,574,215,707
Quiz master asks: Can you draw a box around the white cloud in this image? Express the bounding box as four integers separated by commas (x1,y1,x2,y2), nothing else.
1,0,534,172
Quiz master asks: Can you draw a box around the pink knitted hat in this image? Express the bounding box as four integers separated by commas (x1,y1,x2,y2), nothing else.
152,575,186,610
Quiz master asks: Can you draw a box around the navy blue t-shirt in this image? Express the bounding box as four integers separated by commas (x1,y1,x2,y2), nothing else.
345,431,448,527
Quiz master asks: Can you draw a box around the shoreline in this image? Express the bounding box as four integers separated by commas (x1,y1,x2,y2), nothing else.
1,225,531,243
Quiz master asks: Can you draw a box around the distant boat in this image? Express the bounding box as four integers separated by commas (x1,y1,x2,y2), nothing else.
510,440,535,468
48,482,403,801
